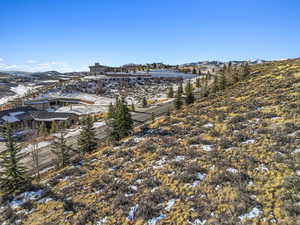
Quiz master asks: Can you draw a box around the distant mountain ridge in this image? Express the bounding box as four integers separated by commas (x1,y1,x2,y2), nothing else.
181,59,268,67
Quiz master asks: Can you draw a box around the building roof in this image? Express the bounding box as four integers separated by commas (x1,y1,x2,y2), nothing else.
30,111,78,122
24,98,85,105
0,106,37,123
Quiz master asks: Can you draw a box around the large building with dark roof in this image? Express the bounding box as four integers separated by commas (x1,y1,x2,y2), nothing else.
89,62,108,74
0,106,78,133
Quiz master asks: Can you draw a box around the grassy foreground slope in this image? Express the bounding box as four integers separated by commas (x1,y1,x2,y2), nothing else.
6,59,300,225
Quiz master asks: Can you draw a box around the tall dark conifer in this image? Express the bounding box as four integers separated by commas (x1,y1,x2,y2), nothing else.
0,123,30,193
185,80,195,105
174,89,183,110
78,115,97,153
107,99,133,142
167,87,174,98
178,82,183,94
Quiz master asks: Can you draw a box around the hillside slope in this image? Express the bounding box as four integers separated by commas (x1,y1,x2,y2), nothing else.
1,59,300,225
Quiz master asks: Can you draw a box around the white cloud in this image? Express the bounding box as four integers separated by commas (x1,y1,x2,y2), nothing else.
4,65,19,69
0,60,88,73
0,58,3,62
26,59,37,64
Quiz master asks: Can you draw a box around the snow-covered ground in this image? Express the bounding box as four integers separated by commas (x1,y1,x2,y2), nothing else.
0,84,41,106
38,90,114,105
55,105,109,115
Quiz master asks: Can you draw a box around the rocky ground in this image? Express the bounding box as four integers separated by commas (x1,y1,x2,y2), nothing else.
0,58,299,225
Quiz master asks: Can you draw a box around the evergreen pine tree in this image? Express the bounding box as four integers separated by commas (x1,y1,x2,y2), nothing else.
142,97,147,107
242,63,250,79
185,80,195,105
51,132,70,169
166,108,171,117
151,112,155,123
192,68,197,74
174,89,183,110
196,78,201,88
178,82,183,94
108,99,133,142
167,87,174,98
0,123,30,193
107,102,114,119
212,76,219,93
78,115,97,153
219,71,227,90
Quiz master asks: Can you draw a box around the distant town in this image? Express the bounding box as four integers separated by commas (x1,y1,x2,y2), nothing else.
0,60,262,142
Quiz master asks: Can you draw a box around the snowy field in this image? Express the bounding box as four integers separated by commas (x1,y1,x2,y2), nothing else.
55,105,109,115
0,84,42,105
37,90,115,105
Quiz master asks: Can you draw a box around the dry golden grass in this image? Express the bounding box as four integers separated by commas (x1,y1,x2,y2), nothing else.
2,58,300,225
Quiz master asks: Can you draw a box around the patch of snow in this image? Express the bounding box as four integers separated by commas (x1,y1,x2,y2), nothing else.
188,219,207,225
203,123,214,128
288,130,300,137
296,170,300,176
174,155,185,161
242,139,255,144
130,185,138,191
256,164,269,172
165,199,176,211
11,85,33,96
21,141,52,154
202,145,213,151
153,157,166,169
293,148,300,154
10,190,44,209
239,207,261,220
270,117,281,120
37,197,53,204
135,179,143,184
65,128,81,138
133,137,146,142
127,204,139,221
192,180,200,187
93,121,105,128
96,217,107,225
148,214,166,225
226,168,238,174
151,187,159,192
225,147,236,152
197,172,206,180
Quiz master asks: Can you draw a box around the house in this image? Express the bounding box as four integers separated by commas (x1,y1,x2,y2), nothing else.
0,106,79,134
24,98,94,110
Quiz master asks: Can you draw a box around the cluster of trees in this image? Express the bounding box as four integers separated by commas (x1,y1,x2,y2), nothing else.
36,120,70,137
212,62,250,93
0,114,99,194
174,80,195,110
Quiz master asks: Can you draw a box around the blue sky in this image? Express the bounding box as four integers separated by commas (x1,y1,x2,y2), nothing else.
0,0,299,72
